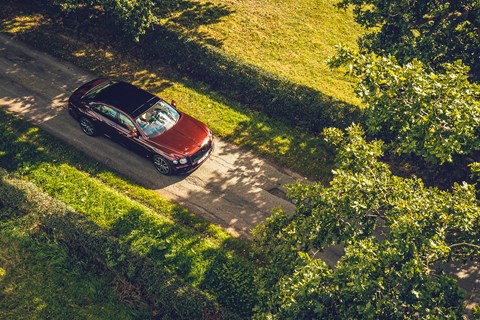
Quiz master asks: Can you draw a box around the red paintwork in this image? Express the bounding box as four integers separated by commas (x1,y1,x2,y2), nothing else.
148,113,210,157
68,78,214,175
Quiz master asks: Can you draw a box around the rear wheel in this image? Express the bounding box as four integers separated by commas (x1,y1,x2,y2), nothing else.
153,154,172,175
79,117,97,136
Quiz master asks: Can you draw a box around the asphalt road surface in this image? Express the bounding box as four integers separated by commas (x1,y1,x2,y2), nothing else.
0,33,300,238
0,34,477,311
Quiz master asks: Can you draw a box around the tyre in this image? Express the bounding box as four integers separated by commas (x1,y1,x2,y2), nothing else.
152,154,172,175
79,117,97,136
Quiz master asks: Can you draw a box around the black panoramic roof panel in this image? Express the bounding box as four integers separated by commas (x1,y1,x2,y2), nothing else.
94,81,156,117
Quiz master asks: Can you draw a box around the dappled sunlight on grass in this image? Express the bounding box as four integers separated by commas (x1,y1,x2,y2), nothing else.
72,49,87,57
1,14,48,34
0,2,335,180
131,69,173,92
162,0,362,105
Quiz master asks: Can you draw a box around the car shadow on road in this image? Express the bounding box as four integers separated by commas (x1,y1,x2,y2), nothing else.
0,95,185,190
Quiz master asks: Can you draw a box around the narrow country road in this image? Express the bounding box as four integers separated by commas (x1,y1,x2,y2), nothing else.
0,34,477,311
0,33,299,238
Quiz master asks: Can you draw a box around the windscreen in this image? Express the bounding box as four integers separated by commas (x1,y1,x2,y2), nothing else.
135,100,180,138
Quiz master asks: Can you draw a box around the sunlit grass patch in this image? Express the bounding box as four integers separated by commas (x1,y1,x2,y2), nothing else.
161,0,363,105
1,14,48,34
0,215,151,319
0,2,338,180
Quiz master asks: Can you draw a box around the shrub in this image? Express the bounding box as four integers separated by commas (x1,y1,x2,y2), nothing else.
202,253,257,318
142,26,362,132
0,173,242,320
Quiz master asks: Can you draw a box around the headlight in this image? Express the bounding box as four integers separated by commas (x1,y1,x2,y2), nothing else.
172,158,188,165
173,158,188,165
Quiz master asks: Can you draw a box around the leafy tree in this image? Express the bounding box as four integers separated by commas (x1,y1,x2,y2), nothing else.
252,124,479,319
336,0,480,79
471,162,480,182
103,0,158,41
53,0,158,41
329,47,480,164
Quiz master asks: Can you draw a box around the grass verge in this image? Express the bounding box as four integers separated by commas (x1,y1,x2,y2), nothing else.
0,200,153,319
0,109,256,317
0,2,335,181
0,172,244,319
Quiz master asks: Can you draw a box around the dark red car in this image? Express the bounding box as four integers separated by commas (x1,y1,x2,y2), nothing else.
68,78,214,175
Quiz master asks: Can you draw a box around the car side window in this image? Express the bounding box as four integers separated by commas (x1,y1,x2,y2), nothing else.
93,104,118,122
118,112,136,131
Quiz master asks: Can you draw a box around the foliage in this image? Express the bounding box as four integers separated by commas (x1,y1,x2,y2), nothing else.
470,162,480,196
0,174,152,319
0,173,240,319
52,0,157,40
471,162,480,180
336,0,480,79
0,111,254,318
142,26,361,133
329,47,480,164
252,124,480,319
202,253,257,318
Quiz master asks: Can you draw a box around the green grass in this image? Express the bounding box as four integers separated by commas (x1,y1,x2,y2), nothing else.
0,2,336,181
161,0,363,106
0,109,255,316
0,214,152,319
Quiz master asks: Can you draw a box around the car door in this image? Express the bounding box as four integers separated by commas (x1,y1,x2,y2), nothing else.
116,111,151,157
89,103,120,138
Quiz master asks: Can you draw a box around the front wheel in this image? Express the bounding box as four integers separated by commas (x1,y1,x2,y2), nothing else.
79,117,97,136
153,154,172,175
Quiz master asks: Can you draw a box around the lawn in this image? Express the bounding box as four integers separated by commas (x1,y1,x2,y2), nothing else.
0,109,255,317
0,2,336,181
0,209,152,319
161,0,363,106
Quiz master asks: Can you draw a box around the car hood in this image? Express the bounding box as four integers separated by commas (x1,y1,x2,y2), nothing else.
147,113,210,156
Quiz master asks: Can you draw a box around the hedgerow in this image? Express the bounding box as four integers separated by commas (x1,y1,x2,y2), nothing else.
0,171,244,319
142,26,362,133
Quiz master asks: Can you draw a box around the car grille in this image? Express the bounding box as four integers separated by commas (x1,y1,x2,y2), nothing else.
191,143,212,165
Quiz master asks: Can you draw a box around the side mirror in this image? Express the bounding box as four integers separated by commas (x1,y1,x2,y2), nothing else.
171,100,177,108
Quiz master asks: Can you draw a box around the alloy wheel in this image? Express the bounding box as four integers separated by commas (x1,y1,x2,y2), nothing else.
153,155,171,175
80,118,95,136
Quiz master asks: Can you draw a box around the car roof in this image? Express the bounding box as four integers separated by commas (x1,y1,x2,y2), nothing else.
93,81,157,118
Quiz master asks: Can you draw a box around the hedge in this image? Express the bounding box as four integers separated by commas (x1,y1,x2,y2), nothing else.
0,171,242,320
142,26,362,132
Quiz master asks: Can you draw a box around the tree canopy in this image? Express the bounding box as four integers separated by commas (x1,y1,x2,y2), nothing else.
252,124,480,319
336,0,480,79
53,0,158,41
329,47,480,164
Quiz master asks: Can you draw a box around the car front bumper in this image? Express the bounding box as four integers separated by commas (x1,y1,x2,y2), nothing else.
174,137,215,175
